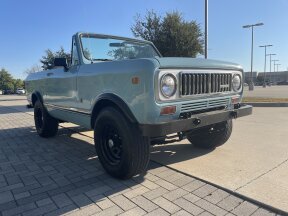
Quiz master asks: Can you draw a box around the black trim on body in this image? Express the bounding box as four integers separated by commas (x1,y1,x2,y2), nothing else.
31,91,44,106
139,105,252,137
34,93,136,130
91,93,138,128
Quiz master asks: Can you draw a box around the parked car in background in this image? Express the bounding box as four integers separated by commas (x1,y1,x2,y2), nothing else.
277,81,288,85
3,89,14,95
16,88,26,94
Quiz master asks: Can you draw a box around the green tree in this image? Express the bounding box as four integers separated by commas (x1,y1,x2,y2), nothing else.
24,64,42,75
0,68,14,91
13,79,24,91
131,11,204,57
108,43,158,60
40,47,71,70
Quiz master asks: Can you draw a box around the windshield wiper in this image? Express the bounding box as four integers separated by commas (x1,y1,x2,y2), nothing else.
93,58,113,62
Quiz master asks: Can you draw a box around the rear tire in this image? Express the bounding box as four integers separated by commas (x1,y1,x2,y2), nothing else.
34,100,58,137
187,120,232,149
94,107,150,179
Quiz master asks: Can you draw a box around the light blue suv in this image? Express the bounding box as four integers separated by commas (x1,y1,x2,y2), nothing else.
25,32,252,179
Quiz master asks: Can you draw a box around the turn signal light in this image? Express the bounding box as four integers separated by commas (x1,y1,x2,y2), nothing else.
131,77,140,84
160,106,176,115
231,97,240,104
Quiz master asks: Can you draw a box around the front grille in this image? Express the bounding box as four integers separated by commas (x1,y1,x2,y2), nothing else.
181,73,232,96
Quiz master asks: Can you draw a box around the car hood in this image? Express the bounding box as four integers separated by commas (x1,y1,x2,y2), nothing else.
154,57,242,71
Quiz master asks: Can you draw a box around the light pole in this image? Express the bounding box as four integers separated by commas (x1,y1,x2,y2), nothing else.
275,63,281,83
259,44,273,88
259,45,272,87
276,63,281,72
272,60,279,84
243,22,264,91
205,0,208,59
266,53,276,86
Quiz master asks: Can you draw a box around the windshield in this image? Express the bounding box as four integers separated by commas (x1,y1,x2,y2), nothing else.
80,34,160,63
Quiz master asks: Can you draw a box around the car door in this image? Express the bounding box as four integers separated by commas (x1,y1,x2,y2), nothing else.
44,37,78,109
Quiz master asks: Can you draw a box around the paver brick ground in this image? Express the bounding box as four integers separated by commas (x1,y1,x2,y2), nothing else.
0,101,282,215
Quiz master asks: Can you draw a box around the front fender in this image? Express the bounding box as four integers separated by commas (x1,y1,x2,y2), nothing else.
90,93,138,128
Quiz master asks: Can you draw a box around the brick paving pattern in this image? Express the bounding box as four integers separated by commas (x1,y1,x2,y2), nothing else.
0,103,282,216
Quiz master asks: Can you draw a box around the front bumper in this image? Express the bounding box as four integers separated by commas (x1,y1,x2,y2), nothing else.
139,105,252,137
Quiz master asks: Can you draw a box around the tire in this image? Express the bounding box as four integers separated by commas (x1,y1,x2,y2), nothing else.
34,100,58,137
187,120,232,149
94,107,150,179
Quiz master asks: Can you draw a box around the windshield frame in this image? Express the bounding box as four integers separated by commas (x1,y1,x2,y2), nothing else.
78,33,162,63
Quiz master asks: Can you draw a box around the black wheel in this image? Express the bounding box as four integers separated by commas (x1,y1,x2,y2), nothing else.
34,100,58,137
94,107,150,179
187,120,232,149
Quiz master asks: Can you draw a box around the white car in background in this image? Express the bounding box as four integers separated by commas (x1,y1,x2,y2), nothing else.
16,88,26,94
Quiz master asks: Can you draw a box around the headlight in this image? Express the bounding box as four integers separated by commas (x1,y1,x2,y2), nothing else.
232,74,241,91
160,73,177,98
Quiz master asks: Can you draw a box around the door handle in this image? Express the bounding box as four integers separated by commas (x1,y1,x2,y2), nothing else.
47,72,54,76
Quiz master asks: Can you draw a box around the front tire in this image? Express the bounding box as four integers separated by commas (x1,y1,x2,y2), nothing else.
94,107,150,179
34,100,58,137
187,120,232,149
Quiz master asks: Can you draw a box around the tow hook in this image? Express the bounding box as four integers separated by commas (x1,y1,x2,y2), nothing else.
231,111,238,119
193,118,201,125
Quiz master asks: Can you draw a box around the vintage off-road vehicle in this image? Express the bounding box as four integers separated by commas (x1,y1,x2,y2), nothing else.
25,32,252,179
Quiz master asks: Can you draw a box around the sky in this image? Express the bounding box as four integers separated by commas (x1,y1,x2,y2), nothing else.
0,0,287,79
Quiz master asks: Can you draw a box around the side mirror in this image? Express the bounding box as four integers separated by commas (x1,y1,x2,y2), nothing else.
54,58,68,71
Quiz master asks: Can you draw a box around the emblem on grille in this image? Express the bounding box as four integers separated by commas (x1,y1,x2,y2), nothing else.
220,84,229,88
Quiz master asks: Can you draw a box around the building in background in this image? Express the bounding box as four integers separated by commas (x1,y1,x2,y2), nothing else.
257,71,288,84
244,71,288,85
244,72,258,84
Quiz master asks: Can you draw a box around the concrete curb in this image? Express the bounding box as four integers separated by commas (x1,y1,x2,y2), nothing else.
243,102,288,107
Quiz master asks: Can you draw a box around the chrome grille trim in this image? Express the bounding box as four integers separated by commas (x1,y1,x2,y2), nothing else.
180,97,230,113
181,73,232,96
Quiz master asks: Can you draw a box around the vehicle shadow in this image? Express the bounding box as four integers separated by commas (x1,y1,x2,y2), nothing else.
150,141,214,166
0,97,213,215
0,104,31,114
0,125,161,215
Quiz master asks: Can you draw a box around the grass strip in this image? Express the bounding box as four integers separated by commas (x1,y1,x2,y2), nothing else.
243,97,288,103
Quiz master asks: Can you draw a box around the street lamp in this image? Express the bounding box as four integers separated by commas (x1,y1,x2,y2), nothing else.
272,59,279,84
266,53,276,86
205,0,208,59
243,22,264,91
275,63,281,83
276,63,281,71
259,45,272,87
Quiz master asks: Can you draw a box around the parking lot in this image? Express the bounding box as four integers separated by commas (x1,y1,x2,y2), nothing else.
243,86,288,99
0,95,286,216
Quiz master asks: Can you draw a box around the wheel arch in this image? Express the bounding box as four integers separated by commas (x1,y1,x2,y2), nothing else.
91,93,138,129
31,91,43,106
